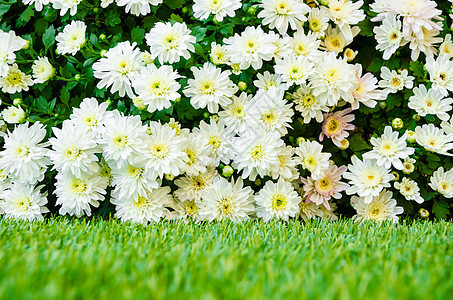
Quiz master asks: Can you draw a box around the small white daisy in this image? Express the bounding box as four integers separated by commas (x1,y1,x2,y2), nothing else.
394,177,424,204
351,189,403,224
56,20,86,55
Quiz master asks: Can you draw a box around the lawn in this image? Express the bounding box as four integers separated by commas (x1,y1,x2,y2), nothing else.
1,218,452,300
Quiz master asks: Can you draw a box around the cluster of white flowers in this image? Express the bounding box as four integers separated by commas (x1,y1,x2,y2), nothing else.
5,0,453,224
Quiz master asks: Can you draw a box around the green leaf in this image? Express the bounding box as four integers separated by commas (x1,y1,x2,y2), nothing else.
131,26,146,45
0,4,11,19
105,11,122,26
348,134,372,152
220,23,234,36
165,0,185,9
358,19,374,37
60,86,70,108
191,26,207,42
170,13,184,23
433,200,450,219
17,5,34,27
42,25,56,53
410,61,425,78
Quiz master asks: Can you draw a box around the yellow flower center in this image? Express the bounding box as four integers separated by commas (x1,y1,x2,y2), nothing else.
113,135,128,148
6,70,23,85
208,136,222,150
71,179,88,194
15,145,30,158
272,194,287,211
250,145,265,160
64,147,81,160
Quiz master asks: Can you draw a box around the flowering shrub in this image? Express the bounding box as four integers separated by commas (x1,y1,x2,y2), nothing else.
1,0,453,223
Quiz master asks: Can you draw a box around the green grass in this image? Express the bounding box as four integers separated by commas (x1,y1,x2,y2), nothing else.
1,218,452,300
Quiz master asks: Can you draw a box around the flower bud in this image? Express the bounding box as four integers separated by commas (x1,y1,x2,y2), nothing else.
210,114,219,122
165,173,175,181
412,114,420,121
390,171,399,181
13,98,22,106
100,49,107,57
222,165,234,178
419,208,429,218
255,178,262,186
405,130,416,143
247,6,257,15
99,34,106,41
392,118,403,129
344,48,358,62
203,112,210,119
132,97,147,110
74,74,82,81
338,139,350,150
379,101,387,109
238,81,247,91
296,137,306,144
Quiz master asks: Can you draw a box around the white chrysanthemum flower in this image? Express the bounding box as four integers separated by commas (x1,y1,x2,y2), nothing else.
22,0,50,11
394,177,424,204
321,25,357,53
210,42,229,65
218,92,252,135
48,121,101,177
328,0,365,41
195,119,234,165
0,122,50,184
0,29,28,76
429,167,453,198
55,172,108,217
142,123,187,179
174,168,218,202
274,54,314,87
407,27,442,61
291,84,329,124
441,116,453,134
193,0,241,22
352,64,387,109
253,71,285,91
56,21,86,55
309,52,357,106
288,30,321,59
298,201,324,221
52,0,81,16
344,156,394,203
258,0,309,35
378,66,414,93
132,64,181,113
373,16,404,60
271,146,299,181
93,41,144,98
100,0,114,7
245,87,293,136
301,162,349,210
255,178,300,221
270,33,292,60
232,131,283,181
55,21,87,55
363,126,415,170
111,161,159,201
408,85,453,121
116,0,163,16
402,157,416,174
184,62,237,113
145,22,196,64
351,189,403,224
1,106,25,124
0,183,49,221
172,199,203,223
112,186,172,223
425,54,453,97
224,26,277,70
181,133,213,176
0,64,33,93
200,176,254,222
32,57,54,84
99,111,147,167
415,124,453,156
308,7,330,38
374,0,442,41
295,140,331,181
68,97,113,136
439,34,453,59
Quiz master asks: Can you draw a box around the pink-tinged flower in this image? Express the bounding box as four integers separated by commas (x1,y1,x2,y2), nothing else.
319,108,355,147
351,64,387,109
301,162,349,210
